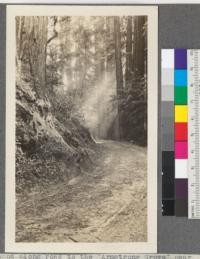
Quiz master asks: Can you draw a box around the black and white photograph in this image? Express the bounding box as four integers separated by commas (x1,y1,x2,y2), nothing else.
6,5,157,253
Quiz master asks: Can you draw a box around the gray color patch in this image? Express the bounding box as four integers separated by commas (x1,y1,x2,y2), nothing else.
161,116,174,137
161,86,174,101
161,101,174,117
162,133,174,151
161,68,174,86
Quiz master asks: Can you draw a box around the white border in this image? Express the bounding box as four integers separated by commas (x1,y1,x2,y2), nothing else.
6,5,158,253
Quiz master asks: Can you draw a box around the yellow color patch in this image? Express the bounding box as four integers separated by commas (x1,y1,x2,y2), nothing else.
175,105,188,122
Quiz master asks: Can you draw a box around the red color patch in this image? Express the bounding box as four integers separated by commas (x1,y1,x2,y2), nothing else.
175,123,188,141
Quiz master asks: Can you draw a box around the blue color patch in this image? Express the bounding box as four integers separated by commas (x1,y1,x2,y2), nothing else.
175,70,187,87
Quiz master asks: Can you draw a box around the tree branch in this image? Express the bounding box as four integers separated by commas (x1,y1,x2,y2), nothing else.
46,17,58,45
47,30,58,44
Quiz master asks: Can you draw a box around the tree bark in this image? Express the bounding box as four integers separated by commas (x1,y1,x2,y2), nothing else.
16,16,48,98
132,16,146,78
143,17,148,138
114,17,123,140
125,16,133,89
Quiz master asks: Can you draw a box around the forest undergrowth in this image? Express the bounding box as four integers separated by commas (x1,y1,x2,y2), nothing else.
16,75,96,193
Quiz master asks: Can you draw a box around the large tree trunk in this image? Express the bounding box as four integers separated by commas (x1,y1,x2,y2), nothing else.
143,17,148,137
114,17,123,140
125,16,133,89
130,16,147,145
16,16,48,98
93,19,102,139
132,16,146,78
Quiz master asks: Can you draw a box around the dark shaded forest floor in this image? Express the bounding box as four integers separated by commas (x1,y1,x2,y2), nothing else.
16,140,147,242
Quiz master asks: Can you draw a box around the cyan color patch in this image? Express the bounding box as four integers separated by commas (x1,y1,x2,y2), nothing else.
175,69,187,86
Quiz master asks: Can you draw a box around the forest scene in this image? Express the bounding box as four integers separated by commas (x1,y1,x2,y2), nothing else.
16,15,148,242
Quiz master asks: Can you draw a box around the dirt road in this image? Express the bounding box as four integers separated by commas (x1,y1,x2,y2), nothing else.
16,140,147,242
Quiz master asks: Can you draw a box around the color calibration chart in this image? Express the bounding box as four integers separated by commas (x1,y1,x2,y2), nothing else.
162,49,200,218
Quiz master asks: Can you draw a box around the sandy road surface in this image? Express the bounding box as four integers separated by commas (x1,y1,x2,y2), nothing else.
16,140,147,242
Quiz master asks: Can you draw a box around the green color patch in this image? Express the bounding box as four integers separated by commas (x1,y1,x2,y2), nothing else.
175,87,187,105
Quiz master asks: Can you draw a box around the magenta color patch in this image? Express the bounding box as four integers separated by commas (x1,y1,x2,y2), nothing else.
175,141,188,159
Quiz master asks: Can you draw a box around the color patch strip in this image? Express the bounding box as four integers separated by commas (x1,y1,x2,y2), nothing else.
174,49,188,217
161,49,175,216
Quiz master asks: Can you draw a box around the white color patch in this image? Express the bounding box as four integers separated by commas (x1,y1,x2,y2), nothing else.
161,49,174,69
175,159,188,179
